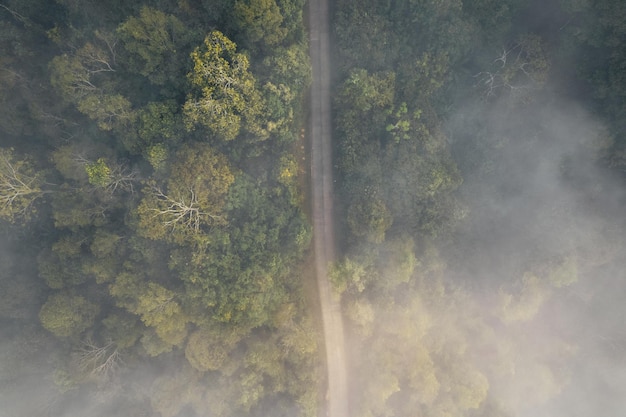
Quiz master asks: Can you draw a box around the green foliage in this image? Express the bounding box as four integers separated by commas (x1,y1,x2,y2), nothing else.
262,44,311,89
329,257,368,295
498,273,549,323
276,154,302,206
144,143,168,170
183,31,267,141
185,324,242,371
2,0,316,415
546,256,578,288
102,312,141,349
76,93,135,131
135,282,188,346
347,191,392,243
85,158,111,187
234,0,287,47
117,6,198,86
39,293,99,338
136,100,179,143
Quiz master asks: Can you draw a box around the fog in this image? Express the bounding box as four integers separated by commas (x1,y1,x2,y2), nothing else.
446,91,626,415
2,1,626,417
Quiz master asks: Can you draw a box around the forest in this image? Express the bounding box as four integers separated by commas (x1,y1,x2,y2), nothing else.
0,1,317,416
330,0,626,416
2,0,626,416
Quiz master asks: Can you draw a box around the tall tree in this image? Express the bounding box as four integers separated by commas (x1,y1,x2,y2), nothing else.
183,31,266,141
234,0,287,47
39,293,99,338
117,6,197,86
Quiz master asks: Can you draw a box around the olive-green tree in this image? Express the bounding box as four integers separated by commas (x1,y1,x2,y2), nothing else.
39,293,99,338
117,6,197,86
183,31,266,141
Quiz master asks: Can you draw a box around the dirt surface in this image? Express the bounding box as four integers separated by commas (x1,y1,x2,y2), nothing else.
308,0,350,416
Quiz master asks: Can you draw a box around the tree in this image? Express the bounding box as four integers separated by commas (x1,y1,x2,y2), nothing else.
75,93,135,131
73,338,122,382
50,40,135,132
262,44,311,89
329,257,368,295
183,31,266,141
117,6,197,86
134,282,188,347
185,325,241,372
498,272,549,323
137,143,234,242
82,157,138,194
0,148,46,222
474,34,550,100
234,0,287,47
49,41,116,101
39,293,99,338
347,190,392,243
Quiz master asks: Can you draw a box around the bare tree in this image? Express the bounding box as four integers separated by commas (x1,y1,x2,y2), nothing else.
0,149,48,221
149,186,222,232
75,338,122,381
474,35,549,99
76,42,116,74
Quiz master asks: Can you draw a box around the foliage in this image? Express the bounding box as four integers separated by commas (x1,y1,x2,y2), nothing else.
9,0,626,416
85,158,111,187
183,31,266,141
39,293,99,338
0,1,315,413
234,0,287,48
117,6,198,86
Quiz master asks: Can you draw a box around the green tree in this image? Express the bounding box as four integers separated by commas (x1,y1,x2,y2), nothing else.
498,272,549,323
347,191,392,243
49,39,136,132
117,6,197,86
134,282,188,347
183,31,266,141
84,158,111,187
234,0,287,47
75,93,135,131
329,257,368,295
262,44,311,89
49,42,115,101
83,157,138,194
39,293,99,338
185,325,242,372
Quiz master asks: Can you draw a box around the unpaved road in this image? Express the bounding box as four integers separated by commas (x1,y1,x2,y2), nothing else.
308,0,349,416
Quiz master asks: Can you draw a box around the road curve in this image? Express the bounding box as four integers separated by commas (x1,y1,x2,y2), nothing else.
308,0,349,416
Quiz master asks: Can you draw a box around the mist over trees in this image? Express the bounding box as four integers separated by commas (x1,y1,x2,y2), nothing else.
331,0,626,416
2,0,626,417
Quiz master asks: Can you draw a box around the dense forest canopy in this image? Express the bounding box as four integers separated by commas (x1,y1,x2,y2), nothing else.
1,0,317,416
2,0,626,416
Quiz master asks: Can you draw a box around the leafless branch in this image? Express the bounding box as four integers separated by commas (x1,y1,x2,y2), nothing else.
0,3,28,24
0,153,43,215
150,186,221,232
76,339,123,381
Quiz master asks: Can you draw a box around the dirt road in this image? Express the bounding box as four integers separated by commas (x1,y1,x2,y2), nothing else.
308,0,349,416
